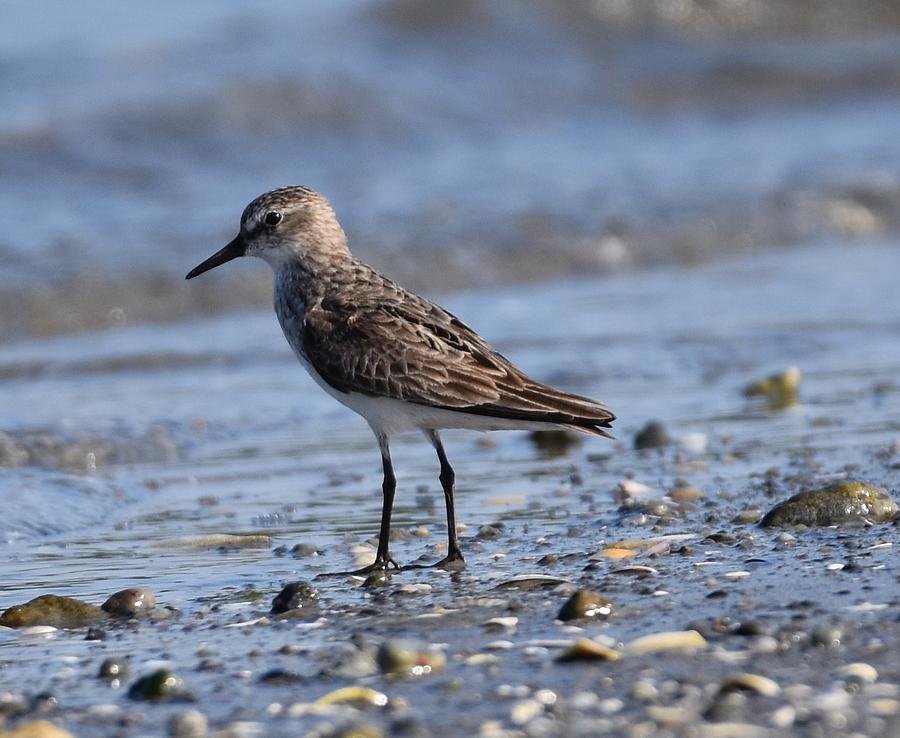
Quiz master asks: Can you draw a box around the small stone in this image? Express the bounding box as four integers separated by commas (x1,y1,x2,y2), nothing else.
529,430,582,456
258,669,300,684
670,486,703,503
0,721,75,738
84,627,106,641
834,662,878,684
811,625,842,649
362,572,391,588
98,657,129,681
127,670,190,702
167,709,208,738
634,421,669,450
556,638,621,663
626,630,707,654
743,366,800,409
102,588,156,617
537,554,558,566
557,590,612,621
760,480,897,527
510,699,542,725
0,595,105,629
732,509,763,524
376,640,445,676
270,581,319,614
290,543,319,558
719,673,780,698
476,525,502,540
314,686,388,707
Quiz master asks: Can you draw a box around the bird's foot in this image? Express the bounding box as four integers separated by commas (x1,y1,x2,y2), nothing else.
317,554,401,579
405,548,466,572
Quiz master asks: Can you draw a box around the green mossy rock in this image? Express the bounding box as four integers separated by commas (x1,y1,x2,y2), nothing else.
0,594,105,629
761,481,897,528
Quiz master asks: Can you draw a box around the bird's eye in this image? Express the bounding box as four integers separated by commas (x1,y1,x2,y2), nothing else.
264,211,283,227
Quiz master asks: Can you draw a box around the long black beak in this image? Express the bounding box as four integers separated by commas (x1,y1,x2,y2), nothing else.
185,234,247,280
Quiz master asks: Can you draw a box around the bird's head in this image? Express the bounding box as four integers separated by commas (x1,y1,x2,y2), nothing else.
186,186,349,280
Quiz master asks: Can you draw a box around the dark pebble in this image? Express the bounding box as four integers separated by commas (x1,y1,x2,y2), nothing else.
102,587,156,617
529,429,582,457
271,580,319,614
0,594,105,629
259,668,301,684
557,589,612,621
634,421,669,450
85,627,107,641
128,669,192,702
98,657,129,680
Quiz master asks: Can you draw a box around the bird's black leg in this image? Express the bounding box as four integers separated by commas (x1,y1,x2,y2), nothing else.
426,430,466,569
324,433,401,577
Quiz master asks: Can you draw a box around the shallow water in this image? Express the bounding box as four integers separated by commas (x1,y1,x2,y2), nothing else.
3,1,900,338
1,242,898,736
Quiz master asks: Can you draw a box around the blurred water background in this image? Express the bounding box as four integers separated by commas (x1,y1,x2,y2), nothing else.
2,0,900,338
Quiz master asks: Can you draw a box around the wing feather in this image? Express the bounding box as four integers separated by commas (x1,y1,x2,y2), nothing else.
301,286,614,433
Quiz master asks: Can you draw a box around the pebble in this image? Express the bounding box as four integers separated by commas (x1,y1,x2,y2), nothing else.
557,590,612,621
626,630,708,654
556,639,621,663
127,669,190,702
719,673,781,698
290,543,319,558
102,588,156,617
314,686,388,707
834,662,878,684
743,366,800,409
168,709,208,738
376,640,445,676
270,581,319,614
510,699,542,725
0,721,75,738
529,429,582,456
634,421,670,450
670,485,703,503
97,657,128,682
482,616,518,632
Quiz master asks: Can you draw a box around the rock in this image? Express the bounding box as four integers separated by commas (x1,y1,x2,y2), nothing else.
314,686,388,707
634,421,669,450
476,524,503,540
556,638,621,663
0,721,74,738
84,627,106,641
290,543,319,558
719,673,780,697
258,669,300,684
760,480,897,527
97,657,129,681
834,662,878,685
376,640,445,676
743,366,800,409
127,670,191,702
362,572,391,588
102,588,156,617
626,630,708,654
529,430,582,456
557,590,612,621
270,581,319,614
0,595,105,629
168,709,208,738
670,485,703,503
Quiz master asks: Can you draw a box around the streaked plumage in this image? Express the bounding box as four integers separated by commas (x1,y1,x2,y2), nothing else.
187,186,614,573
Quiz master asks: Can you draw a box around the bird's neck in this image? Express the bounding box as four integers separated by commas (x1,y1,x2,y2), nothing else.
273,252,357,305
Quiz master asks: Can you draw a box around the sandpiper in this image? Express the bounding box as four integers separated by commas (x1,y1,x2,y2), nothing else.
186,186,615,573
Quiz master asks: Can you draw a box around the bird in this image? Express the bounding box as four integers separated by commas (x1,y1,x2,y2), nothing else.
186,186,614,574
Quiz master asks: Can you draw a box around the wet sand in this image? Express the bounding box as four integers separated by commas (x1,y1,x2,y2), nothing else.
1,243,898,737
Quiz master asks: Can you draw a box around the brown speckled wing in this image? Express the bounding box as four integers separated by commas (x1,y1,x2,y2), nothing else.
301,284,615,435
